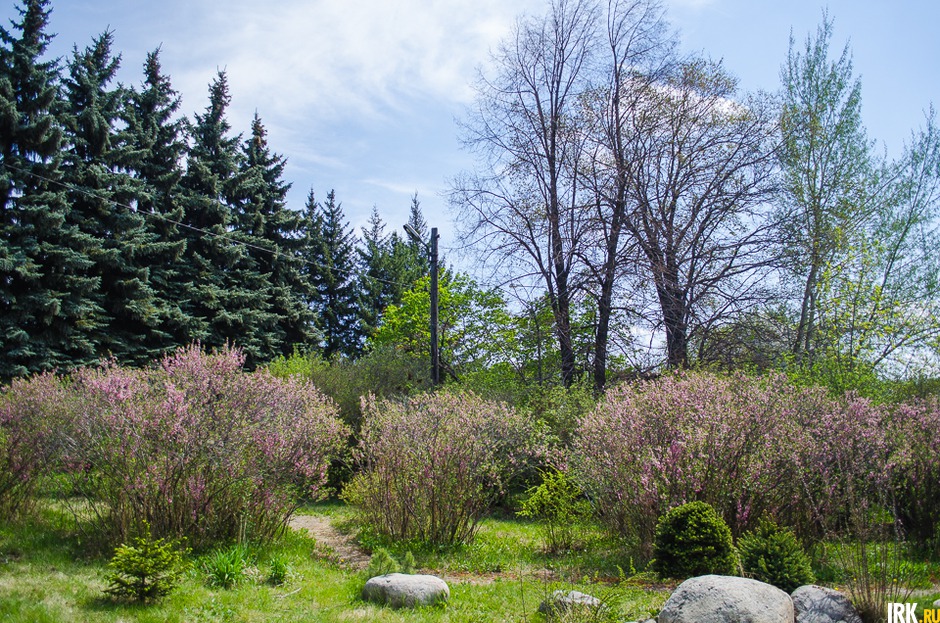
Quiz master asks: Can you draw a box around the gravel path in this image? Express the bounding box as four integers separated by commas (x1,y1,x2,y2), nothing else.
289,514,371,570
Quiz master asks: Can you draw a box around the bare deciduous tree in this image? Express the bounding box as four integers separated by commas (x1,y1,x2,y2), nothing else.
452,0,598,386
616,59,780,368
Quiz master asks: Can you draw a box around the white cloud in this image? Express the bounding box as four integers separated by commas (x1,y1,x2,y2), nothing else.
153,0,544,126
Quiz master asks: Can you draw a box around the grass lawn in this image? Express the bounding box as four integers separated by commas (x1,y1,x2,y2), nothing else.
0,501,669,623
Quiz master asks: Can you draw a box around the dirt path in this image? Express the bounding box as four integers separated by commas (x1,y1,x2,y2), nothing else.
289,514,371,570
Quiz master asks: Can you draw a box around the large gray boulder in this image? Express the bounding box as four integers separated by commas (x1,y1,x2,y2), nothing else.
658,575,793,623
361,573,449,608
538,590,604,617
791,585,862,623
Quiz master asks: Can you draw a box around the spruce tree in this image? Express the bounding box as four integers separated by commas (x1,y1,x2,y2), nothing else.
122,48,192,356
60,31,163,366
179,71,273,365
302,189,359,358
231,113,316,357
0,0,100,379
393,193,429,290
357,206,393,341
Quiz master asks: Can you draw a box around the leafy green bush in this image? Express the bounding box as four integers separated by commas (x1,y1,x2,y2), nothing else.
265,554,292,586
738,518,814,592
652,501,736,579
518,469,591,553
104,522,189,602
203,544,254,589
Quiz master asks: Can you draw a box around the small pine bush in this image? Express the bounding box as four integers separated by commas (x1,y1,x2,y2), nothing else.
738,518,814,593
104,522,188,602
652,501,736,579
364,547,415,578
365,547,400,578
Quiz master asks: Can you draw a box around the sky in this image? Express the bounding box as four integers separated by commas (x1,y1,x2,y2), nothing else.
3,0,939,269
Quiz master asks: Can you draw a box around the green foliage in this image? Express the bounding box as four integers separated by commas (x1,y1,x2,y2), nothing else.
370,270,516,381
0,0,101,380
523,379,597,447
265,553,291,586
737,518,814,592
202,543,253,589
652,501,736,579
364,547,415,578
267,345,429,431
357,198,428,342
518,469,591,553
104,522,189,603
232,114,318,359
303,189,361,358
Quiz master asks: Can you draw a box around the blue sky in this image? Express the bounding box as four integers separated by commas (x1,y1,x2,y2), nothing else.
3,0,938,261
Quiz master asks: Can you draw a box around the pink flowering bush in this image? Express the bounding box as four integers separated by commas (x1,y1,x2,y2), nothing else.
345,391,535,546
0,372,77,516
570,372,892,555
888,399,940,550
64,345,348,548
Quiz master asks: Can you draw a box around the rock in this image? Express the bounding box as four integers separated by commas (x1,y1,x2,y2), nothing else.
538,590,604,617
361,573,449,608
934,598,940,609
658,575,793,623
792,585,862,623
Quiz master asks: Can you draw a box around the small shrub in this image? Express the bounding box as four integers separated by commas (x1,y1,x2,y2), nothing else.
401,551,416,574
104,522,189,603
738,518,814,592
652,501,736,579
203,544,253,589
266,554,292,586
364,547,415,578
345,391,536,546
365,547,400,577
518,469,591,553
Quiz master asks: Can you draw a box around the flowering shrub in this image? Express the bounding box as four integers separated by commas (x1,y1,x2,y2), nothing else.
64,345,348,548
344,391,535,545
887,399,940,550
570,371,893,555
0,372,76,516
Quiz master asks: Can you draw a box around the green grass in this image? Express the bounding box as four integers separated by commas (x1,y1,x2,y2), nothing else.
0,500,669,623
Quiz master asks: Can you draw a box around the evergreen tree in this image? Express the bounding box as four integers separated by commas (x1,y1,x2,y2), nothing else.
232,113,316,357
60,31,163,366
402,192,429,276
179,71,274,365
357,206,393,341
302,189,359,358
0,0,100,379
122,47,192,355
356,197,429,344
